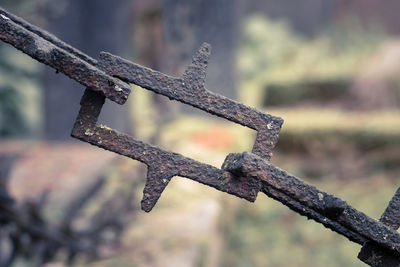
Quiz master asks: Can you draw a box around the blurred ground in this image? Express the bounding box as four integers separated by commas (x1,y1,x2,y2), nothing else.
2,2,400,267
2,107,399,266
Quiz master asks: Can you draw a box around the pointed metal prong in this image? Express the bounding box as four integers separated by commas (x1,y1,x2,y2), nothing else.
182,42,211,89
141,167,173,212
358,187,400,266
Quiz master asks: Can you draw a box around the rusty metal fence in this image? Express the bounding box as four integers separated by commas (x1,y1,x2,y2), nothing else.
1,7,399,266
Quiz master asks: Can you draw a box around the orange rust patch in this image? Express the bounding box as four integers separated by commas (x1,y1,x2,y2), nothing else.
190,128,235,149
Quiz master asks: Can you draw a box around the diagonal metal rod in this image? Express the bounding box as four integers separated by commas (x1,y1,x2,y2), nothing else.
0,7,130,104
1,6,400,266
99,48,283,160
358,187,400,266
71,89,263,212
222,152,400,258
72,42,284,212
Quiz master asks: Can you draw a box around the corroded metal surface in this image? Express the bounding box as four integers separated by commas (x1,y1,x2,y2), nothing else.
222,152,400,259
0,7,130,104
72,42,283,212
379,187,400,230
1,6,400,266
358,187,400,266
71,89,263,212
99,44,283,160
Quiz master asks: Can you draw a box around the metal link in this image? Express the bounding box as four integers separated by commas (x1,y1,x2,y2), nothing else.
222,152,400,258
0,7,130,104
1,7,399,266
358,187,400,266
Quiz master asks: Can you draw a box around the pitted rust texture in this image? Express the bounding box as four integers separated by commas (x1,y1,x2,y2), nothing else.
358,187,400,266
2,7,400,266
261,184,366,245
0,8,130,104
71,42,283,212
0,7,96,66
379,187,400,230
222,152,400,259
99,44,283,160
72,89,262,212
358,244,400,267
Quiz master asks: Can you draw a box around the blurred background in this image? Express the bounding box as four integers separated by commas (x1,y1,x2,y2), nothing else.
1,0,400,266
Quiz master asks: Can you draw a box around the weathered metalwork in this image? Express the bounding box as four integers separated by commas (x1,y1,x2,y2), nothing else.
98,47,282,160
72,43,283,212
0,7,130,104
358,188,400,266
1,7,400,266
72,88,265,212
223,153,400,257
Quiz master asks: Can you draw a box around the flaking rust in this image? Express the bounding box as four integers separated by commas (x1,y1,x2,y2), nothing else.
72,43,283,212
2,6,400,266
222,152,400,261
98,43,283,160
0,7,130,104
358,187,400,266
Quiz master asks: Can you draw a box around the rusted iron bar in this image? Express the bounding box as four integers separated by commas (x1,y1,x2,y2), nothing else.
222,152,400,258
0,7,130,104
2,7,399,266
358,187,400,266
261,183,366,245
72,89,263,212
379,187,400,231
99,44,283,160
72,42,283,212
0,7,96,66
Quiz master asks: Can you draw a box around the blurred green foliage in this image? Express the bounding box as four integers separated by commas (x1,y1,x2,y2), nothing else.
271,108,400,145
0,83,26,137
238,15,386,107
0,44,41,137
0,5,397,266
219,174,397,267
0,0,49,139
222,14,397,267
263,79,350,107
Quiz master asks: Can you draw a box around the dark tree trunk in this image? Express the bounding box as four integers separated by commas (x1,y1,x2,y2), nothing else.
44,0,134,140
